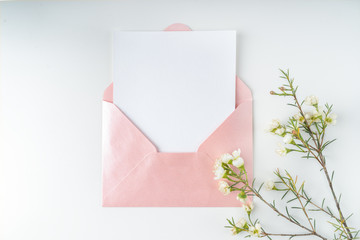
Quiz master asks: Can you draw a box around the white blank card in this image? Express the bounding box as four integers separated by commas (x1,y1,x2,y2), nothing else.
113,31,236,152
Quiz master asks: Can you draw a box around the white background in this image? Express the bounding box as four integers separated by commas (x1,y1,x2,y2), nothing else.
0,1,359,240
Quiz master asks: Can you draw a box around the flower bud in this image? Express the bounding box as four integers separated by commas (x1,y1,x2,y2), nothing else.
239,190,247,198
243,202,254,214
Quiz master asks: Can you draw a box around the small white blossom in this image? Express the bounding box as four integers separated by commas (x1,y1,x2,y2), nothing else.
214,158,222,169
274,127,285,136
283,134,293,144
276,143,288,157
221,153,233,163
235,218,247,229
218,181,231,195
255,223,262,231
325,113,337,126
231,227,238,235
236,191,247,203
266,119,280,132
265,179,275,191
232,148,241,158
304,112,312,120
232,157,244,168
275,128,285,135
311,108,323,122
249,223,263,237
293,113,305,123
249,226,256,236
305,95,319,106
214,166,226,180
213,159,226,180
243,202,254,214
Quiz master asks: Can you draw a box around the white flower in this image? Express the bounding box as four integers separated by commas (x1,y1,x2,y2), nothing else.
276,143,288,157
236,191,247,203
325,113,337,126
232,148,241,158
304,112,312,120
293,113,305,123
255,223,262,231
249,226,256,236
266,119,280,132
235,218,247,229
214,158,222,169
283,134,293,144
305,95,319,106
243,202,254,214
249,223,263,237
221,153,233,163
214,166,226,180
311,108,323,122
213,159,226,180
274,127,285,135
265,179,275,191
232,157,244,168
218,181,231,195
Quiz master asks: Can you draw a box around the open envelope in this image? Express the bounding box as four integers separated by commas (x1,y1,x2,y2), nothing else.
102,23,253,207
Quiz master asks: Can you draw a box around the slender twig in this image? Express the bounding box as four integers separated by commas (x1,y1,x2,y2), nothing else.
264,232,317,237
321,155,353,238
222,70,356,239
294,187,315,231
291,183,339,221
247,185,327,240
276,172,315,231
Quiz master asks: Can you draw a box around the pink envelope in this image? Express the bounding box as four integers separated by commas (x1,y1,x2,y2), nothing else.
102,23,253,207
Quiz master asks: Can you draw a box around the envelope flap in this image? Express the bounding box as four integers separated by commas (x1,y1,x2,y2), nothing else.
102,101,157,200
236,76,252,106
198,76,253,183
103,82,113,102
164,23,192,31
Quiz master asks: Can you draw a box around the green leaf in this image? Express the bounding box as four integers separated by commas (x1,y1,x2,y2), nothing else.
258,182,264,192
281,190,290,200
327,207,333,215
346,213,354,221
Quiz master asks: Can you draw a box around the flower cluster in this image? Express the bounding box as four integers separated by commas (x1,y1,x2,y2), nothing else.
230,217,262,237
214,148,264,238
267,95,337,157
213,148,244,180
216,70,355,240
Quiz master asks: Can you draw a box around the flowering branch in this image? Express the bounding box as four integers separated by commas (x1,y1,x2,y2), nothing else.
214,69,359,239
215,152,327,239
270,69,356,239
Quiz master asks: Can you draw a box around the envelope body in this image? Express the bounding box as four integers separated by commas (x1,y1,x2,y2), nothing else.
102,24,253,207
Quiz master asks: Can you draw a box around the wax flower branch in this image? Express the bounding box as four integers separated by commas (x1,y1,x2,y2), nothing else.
214,69,359,239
